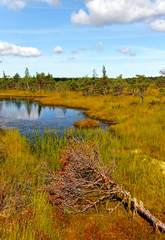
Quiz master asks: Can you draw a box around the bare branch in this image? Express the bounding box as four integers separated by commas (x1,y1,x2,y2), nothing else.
43,139,165,233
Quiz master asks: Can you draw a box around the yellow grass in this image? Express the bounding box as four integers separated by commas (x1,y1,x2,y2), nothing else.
0,88,165,238
0,88,164,160
74,119,100,128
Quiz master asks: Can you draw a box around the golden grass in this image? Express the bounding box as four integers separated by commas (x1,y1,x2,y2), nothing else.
0,88,165,238
0,88,164,160
74,119,100,128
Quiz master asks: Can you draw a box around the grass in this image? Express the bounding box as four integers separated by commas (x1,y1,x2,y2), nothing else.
0,87,165,238
2,87,163,161
74,119,100,128
0,128,165,239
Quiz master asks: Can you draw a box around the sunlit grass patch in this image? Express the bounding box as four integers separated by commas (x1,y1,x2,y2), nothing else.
0,130,39,186
74,119,100,128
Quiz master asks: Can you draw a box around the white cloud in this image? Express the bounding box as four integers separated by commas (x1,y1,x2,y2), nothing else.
150,19,165,32
71,9,90,25
52,46,63,53
0,41,41,57
118,47,136,56
0,56,2,63
72,50,78,54
2,0,60,9
71,0,165,27
2,0,26,9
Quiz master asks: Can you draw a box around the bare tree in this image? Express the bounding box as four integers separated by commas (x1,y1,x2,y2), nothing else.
43,139,165,233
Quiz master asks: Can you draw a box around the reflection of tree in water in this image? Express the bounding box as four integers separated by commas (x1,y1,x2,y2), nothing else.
25,99,33,117
0,98,4,111
15,99,22,110
5,99,12,108
33,102,38,108
62,108,67,116
2,98,22,111
0,98,45,118
25,100,44,118
38,104,42,117
0,98,90,133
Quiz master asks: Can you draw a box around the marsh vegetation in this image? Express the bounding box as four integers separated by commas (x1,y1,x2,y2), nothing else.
0,68,165,239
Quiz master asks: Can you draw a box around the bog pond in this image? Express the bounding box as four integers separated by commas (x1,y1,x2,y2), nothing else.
0,97,107,134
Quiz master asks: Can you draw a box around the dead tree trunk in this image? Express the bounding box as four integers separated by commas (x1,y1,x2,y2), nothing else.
131,199,165,233
43,139,165,233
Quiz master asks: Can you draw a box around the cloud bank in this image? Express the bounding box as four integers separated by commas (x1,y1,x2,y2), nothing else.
2,0,60,9
71,0,165,32
0,41,41,57
3,0,165,32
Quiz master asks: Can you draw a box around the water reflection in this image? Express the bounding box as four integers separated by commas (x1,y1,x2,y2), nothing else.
0,98,42,119
0,98,87,133
0,98,72,120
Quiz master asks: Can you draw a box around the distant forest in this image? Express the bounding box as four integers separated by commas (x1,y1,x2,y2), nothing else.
0,66,165,98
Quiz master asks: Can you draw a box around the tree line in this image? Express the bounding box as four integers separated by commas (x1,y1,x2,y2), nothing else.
0,66,165,101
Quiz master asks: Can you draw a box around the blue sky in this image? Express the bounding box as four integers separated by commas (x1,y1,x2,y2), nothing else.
0,0,165,78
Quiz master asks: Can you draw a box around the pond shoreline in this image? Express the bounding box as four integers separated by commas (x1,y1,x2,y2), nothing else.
0,91,117,127
0,94,109,133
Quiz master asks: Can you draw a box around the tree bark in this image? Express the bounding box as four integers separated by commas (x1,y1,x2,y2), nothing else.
132,199,165,233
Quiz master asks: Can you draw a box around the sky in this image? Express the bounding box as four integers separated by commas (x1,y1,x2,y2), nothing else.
0,0,165,78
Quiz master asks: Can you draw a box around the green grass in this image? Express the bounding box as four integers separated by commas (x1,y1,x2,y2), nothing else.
28,128,165,221
0,128,165,239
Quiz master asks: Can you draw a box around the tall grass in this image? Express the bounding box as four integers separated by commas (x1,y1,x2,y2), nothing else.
27,128,165,221
0,128,165,239
0,87,165,238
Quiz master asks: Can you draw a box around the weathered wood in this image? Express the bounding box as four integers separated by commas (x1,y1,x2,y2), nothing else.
43,139,165,233
133,200,165,233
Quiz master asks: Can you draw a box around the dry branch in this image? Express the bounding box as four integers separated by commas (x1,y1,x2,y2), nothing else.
132,200,165,233
43,139,165,233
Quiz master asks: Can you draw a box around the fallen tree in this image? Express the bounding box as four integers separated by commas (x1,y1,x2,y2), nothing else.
43,139,165,233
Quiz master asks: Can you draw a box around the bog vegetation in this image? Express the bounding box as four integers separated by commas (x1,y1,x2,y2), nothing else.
0,66,165,239
0,66,165,100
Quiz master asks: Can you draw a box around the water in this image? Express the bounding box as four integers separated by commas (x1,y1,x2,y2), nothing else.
0,97,107,134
